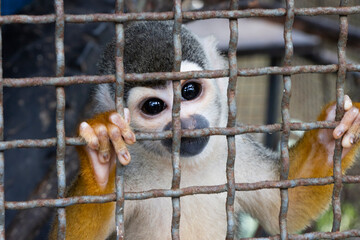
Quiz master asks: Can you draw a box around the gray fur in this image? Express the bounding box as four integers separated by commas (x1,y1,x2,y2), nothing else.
92,21,283,239
97,21,208,104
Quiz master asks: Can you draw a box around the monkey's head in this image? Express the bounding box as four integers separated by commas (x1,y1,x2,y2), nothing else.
96,21,229,163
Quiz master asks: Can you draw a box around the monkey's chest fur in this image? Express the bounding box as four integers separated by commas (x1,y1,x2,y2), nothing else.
115,144,230,240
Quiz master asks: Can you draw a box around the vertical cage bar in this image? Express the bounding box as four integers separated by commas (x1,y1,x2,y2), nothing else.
279,0,294,239
0,1,4,239
171,0,182,239
54,0,66,238
225,0,238,239
331,0,349,232
114,0,126,239
55,87,66,239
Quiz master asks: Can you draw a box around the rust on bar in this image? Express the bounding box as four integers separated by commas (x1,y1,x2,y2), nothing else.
225,1,238,239
4,63,360,87
0,1,359,240
54,0,67,238
4,174,360,210
1,7,360,25
170,0,183,239
331,0,349,232
279,0,294,239
114,0,126,239
240,229,360,240
0,120,345,150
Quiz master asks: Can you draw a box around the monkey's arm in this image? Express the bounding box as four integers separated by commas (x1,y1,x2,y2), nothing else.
238,97,360,235
49,111,135,240
286,98,360,233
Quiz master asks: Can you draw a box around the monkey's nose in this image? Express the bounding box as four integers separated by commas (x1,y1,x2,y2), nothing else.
181,117,197,130
162,114,208,131
161,114,210,157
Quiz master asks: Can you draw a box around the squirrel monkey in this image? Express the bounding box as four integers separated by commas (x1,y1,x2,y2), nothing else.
49,21,360,239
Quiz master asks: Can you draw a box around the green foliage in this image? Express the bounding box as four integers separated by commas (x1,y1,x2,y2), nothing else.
316,203,359,232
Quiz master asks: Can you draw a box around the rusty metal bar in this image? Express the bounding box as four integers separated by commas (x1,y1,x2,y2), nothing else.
114,0,126,239
54,0,66,238
331,0,349,232
4,175,360,210
0,1,359,239
0,121,348,150
170,0,182,239
240,229,360,240
1,6,360,25
0,0,4,238
279,0,294,239
3,63,360,87
55,87,66,240
225,1,238,239
288,230,360,240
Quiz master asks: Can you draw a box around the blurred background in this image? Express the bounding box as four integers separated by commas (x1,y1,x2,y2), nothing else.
2,0,360,239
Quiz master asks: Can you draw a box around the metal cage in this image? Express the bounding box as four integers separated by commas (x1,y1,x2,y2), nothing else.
1,0,360,239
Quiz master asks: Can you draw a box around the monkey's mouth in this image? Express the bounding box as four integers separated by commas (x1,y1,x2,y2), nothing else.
161,136,210,157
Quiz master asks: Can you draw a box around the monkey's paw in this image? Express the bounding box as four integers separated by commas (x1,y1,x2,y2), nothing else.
79,109,136,189
332,96,360,148
320,95,360,158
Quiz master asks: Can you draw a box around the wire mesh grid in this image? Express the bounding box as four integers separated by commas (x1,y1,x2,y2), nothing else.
1,0,360,239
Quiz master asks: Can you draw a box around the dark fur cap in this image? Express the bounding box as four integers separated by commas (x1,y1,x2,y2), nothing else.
98,21,207,74
97,21,208,101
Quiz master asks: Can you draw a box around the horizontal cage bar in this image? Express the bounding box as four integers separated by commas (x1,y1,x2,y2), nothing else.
2,64,360,87
1,0,360,239
4,175,360,210
0,121,343,150
1,6,360,24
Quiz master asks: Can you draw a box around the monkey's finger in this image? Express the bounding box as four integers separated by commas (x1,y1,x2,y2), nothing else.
344,95,353,111
109,113,136,145
94,124,112,163
86,147,111,189
79,122,99,150
107,123,131,166
342,113,360,148
333,107,359,139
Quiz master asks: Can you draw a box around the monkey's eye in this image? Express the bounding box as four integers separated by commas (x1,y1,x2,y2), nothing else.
141,98,167,115
181,82,202,101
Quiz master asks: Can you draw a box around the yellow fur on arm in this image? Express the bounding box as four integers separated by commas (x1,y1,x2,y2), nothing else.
49,112,117,240
285,103,360,233
49,146,116,240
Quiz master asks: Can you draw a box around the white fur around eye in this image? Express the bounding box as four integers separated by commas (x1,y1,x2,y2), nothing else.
180,61,203,72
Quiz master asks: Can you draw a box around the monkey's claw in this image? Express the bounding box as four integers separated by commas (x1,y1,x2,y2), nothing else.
333,96,360,148
79,109,136,188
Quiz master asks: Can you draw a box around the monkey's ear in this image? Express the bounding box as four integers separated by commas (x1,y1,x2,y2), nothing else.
199,36,228,70
94,84,116,113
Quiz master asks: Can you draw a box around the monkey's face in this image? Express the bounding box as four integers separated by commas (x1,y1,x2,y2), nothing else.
127,61,227,160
